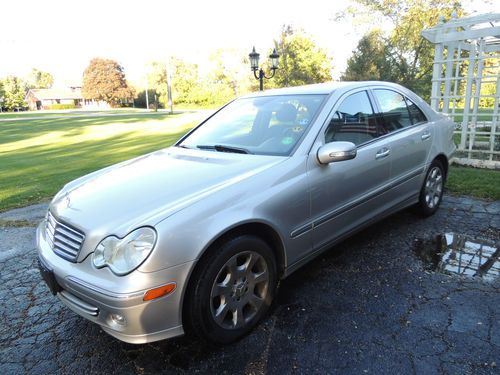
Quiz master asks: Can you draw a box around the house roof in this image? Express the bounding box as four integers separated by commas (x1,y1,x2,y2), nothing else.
26,88,83,101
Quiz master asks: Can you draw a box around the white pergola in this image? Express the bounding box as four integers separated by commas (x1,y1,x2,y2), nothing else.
422,13,500,168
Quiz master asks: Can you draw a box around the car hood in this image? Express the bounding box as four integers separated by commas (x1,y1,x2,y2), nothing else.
50,147,285,238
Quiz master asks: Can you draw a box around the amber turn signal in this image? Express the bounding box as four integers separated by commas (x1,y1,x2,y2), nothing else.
143,283,176,301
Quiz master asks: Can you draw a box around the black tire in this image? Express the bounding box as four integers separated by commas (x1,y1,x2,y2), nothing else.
186,235,277,344
415,159,445,216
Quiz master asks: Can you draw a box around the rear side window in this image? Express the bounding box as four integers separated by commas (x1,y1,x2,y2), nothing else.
324,91,377,146
373,89,412,134
405,97,427,124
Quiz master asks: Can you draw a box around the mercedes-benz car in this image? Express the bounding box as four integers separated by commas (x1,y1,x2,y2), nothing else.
36,81,455,344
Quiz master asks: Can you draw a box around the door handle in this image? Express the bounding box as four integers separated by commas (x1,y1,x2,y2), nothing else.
375,148,390,159
421,130,431,140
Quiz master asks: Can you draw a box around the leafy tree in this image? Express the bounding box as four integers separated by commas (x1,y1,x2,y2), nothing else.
341,29,397,81
169,57,199,105
82,58,135,106
1,76,27,111
26,68,54,89
351,0,464,99
208,49,252,97
344,0,467,99
271,26,332,88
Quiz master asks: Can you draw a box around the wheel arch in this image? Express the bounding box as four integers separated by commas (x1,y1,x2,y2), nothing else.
433,153,449,180
180,220,286,331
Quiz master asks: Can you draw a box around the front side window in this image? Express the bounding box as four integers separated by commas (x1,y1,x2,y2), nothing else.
179,94,326,156
373,89,412,134
324,90,377,146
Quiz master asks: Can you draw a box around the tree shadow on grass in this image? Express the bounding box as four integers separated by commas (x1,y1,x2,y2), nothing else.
0,113,188,144
0,128,191,210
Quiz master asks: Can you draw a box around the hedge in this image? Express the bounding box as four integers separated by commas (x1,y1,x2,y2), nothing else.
47,103,77,110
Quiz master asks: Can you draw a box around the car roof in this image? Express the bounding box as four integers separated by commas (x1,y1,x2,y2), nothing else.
242,81,405,97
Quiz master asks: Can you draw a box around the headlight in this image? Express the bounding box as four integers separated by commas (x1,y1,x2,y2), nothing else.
93,227,157,276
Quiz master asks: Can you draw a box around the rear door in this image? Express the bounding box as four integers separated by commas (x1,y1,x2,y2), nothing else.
370,88,432,203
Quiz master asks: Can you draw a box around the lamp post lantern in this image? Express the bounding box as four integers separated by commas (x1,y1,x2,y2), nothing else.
249,46,279,91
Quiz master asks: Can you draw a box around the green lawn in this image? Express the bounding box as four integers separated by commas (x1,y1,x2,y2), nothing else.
1,110,499,212
448,108,493,123
0,111,202,211
447,166,500,200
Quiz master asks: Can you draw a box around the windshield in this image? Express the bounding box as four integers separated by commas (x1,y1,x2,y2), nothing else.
179,94,327,156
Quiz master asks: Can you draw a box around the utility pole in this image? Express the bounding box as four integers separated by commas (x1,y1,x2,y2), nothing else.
145,78,149,110
166,56,173,114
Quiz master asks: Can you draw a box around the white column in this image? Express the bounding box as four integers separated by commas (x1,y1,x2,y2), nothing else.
430,43,444,110
460,41,477,150
469,38,485,158
442,42,456,113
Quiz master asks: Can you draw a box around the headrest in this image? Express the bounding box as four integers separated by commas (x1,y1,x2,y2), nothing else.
275,103,297,122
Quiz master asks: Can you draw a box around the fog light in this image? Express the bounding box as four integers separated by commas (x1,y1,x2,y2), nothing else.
110,313,126,326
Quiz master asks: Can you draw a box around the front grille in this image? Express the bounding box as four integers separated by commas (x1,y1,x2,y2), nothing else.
46,211,85,262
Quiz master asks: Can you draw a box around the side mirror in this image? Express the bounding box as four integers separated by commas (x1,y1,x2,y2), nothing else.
317,141,357,164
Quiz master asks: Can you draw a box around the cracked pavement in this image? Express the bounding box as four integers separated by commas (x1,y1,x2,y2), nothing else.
0,195,498,374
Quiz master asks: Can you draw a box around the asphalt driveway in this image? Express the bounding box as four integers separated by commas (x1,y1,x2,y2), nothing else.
0,195,498,374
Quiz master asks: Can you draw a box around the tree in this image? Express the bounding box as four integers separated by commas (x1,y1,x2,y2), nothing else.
208,48,252,97
82,58,135,106
341,29,397,81
272,26,332,88
26,68,54,89
1,76,27,111
351,0,464,99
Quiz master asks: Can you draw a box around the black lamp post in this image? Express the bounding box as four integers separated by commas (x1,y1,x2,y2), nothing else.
249,46,280,91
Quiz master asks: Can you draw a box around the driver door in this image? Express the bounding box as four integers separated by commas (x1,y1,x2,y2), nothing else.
307,90,392,251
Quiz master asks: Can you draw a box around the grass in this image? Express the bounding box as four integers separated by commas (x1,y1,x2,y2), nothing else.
448,108,493,123
0,108,152,119
447,166,500,200
0,111,203,211
1,110,498,212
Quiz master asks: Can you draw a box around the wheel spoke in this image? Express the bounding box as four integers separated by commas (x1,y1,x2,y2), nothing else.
214,301,230,325
252,269,269,285
233,305,245,328
248,293,264,310
227,256,238,276
243,253,258,273
212,282,231,298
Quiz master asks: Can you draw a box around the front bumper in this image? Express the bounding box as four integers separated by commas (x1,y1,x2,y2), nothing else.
36,222,195,344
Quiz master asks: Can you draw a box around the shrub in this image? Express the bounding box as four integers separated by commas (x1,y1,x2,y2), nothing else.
47,103,77,110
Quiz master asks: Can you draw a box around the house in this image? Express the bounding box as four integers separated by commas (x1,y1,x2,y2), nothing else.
25,87,108,110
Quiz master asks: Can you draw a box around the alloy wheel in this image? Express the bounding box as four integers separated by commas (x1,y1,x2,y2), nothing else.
210,251,269,330
424,166,443,209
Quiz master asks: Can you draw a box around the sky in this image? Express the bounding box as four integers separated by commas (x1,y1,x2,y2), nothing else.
0,0,497,87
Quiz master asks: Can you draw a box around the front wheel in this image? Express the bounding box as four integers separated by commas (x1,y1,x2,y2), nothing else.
415,159,445,216
186,235,277,344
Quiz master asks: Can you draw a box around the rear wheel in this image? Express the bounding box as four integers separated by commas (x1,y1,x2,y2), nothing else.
416,159,445,216
187,235,277,344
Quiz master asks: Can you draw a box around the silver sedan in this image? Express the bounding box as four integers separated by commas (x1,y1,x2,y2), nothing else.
36,81,455,344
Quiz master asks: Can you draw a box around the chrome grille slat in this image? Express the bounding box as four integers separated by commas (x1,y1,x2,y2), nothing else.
54,232,81,248
45,212,85,262
53,239,80,254
56,222,85,240
55,226,84,244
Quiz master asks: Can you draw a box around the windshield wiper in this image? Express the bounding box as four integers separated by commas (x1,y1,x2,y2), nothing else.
176,144,194,149
197,144,252,154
